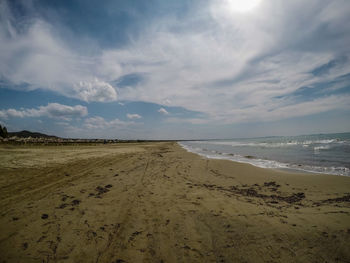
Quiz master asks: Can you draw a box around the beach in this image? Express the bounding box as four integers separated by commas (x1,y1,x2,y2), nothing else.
0,142,349,262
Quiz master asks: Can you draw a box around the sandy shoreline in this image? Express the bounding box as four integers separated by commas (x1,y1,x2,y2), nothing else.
0,142,349,262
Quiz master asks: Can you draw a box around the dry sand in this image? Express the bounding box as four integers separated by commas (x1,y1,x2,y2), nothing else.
0,142,349,263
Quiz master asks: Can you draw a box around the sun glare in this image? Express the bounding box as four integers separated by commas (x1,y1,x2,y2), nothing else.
227,0,261,13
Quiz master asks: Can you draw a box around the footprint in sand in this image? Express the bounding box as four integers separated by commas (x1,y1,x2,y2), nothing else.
22,242,28,250
41,214,49,219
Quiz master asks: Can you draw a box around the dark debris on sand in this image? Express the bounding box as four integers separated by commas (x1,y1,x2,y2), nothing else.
231,186,305,204
264,181,281,188
93,185,113,198
72,199,81,206
96,186,109,194
189,182,305,205
41,214,49,219
322,194,350,203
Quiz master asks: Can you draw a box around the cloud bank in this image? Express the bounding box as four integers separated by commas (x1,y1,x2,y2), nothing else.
0,1,117,103
127,113,142,119
84,116,136,129
0,103,87,120
1,0,350,126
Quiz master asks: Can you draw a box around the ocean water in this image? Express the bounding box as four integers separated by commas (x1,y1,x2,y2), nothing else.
179,132,350,176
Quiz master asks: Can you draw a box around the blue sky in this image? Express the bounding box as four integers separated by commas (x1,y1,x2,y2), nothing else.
0,0,350,139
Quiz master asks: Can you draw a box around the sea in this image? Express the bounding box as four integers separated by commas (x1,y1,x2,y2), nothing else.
179,132,350,177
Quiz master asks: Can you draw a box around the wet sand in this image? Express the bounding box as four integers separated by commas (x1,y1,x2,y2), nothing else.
0,142,349,262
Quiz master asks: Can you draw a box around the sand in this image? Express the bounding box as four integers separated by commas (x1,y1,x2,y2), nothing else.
0,142,349,263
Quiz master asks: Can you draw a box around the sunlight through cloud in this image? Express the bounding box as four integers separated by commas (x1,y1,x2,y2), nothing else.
226,0,261,13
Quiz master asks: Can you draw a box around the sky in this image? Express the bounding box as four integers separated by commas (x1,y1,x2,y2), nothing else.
0,0,349,139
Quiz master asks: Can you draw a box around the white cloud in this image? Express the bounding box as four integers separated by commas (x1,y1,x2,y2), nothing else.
74,79,117,102
1,0,350,125
102,1,350,124
0,103,87,120
165,117,209,125
0,2,117,103
158,108,169,115
163,99,172,105
84,116,136,129
127,113,142,119
262,95,350,122
213,94,350,124
0,111,8,119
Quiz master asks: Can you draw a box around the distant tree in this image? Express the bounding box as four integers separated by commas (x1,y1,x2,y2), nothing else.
0,125,8,138
3,126,8,138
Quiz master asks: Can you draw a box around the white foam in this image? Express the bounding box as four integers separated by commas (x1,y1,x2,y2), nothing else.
179,142,350,177
188,139,348,149
314,145,331,151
